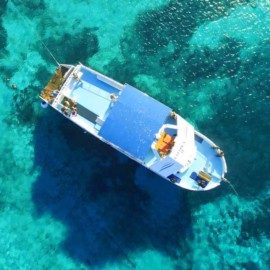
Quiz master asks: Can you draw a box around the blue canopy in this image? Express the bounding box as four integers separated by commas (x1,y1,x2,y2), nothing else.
99,85,171,160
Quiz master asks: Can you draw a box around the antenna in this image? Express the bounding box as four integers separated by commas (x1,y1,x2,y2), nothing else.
222,177,239,196
41,41,60,66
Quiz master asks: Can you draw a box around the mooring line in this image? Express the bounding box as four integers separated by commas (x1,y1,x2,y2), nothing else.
101,227,136,269
222,177,239,196
9,0,60,66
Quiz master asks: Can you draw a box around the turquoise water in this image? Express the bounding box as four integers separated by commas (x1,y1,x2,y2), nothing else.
0,0,270,269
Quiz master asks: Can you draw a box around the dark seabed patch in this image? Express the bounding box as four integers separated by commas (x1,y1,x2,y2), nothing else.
0,0,8,58
42,29,99,64
32,109,190,268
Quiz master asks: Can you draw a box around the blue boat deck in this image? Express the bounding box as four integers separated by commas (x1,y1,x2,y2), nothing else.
99,85,171,160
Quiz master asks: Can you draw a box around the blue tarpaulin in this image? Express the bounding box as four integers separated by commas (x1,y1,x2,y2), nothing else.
99,85,171,160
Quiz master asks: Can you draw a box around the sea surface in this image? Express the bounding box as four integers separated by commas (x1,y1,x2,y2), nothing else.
0,0,269,269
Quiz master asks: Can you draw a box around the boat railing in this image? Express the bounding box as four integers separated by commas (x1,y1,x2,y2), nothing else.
145,155,158,167
109,143,141,163
81,64,124,91
63,65,75,79
195,130,228,174
52,75,74,106
96,74,124,91
81,81,111,101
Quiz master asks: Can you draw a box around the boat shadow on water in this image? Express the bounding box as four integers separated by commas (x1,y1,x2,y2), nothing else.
32,108,191,268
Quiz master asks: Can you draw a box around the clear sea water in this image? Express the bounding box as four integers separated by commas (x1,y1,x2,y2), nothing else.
0,0,269,269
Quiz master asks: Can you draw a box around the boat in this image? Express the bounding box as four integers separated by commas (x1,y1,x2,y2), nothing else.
40,63,227,191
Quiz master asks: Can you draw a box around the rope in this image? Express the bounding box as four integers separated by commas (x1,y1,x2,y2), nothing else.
41,41,60,66
222,177,239,196
9,1,60,66
101,227,136,269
